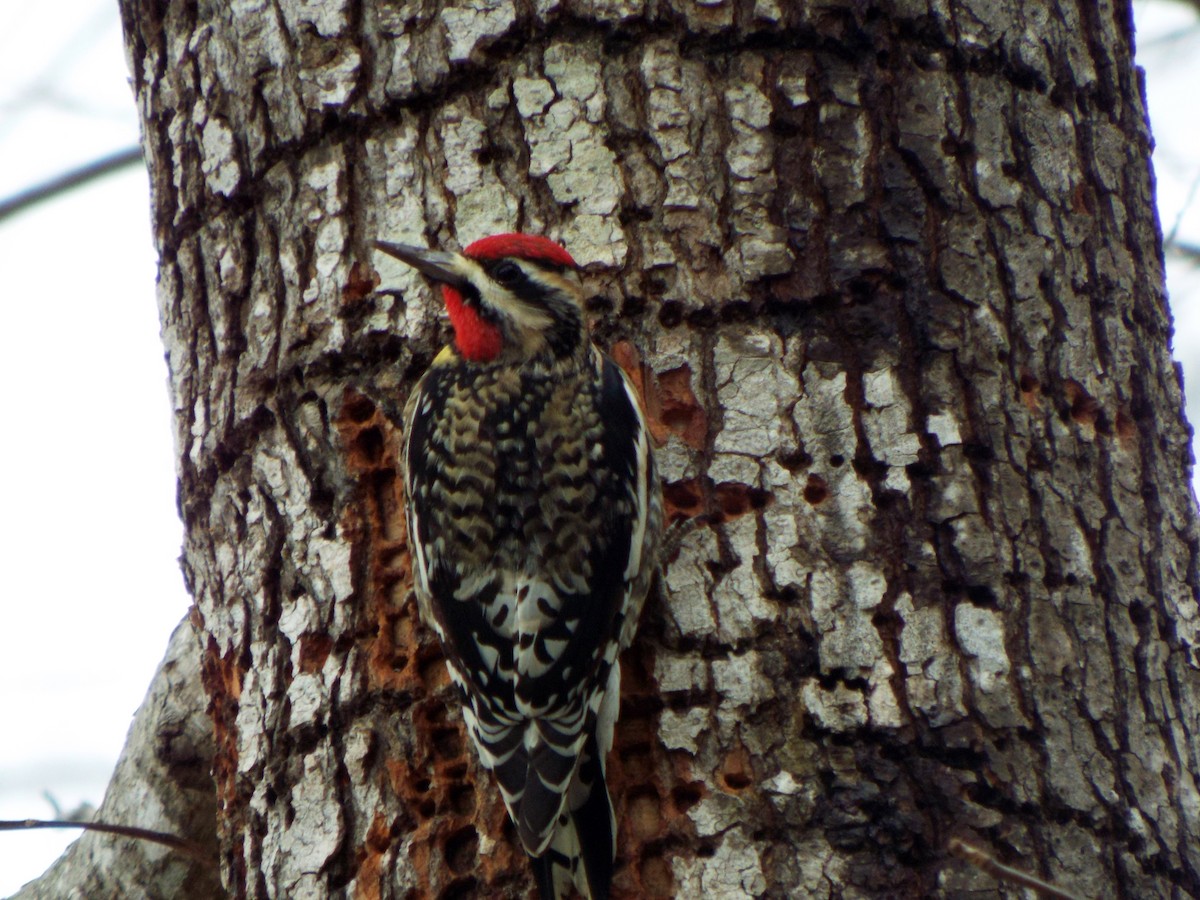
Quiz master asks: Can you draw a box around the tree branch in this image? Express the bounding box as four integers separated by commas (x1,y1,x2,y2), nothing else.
0,819,214,868
0,146,142,223
949,838,1084,900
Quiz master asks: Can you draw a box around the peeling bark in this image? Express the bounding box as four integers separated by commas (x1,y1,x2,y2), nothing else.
95,0,1200,897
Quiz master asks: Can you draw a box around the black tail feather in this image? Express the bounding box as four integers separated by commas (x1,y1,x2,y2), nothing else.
532,851,558,900
526,731,614,900
570,733,613,900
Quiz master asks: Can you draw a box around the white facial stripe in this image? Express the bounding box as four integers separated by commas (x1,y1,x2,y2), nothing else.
464,257,578,318
480,277,555,331
445,254,485,287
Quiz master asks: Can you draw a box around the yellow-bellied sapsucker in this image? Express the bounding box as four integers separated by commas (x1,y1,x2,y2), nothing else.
374,233,662,900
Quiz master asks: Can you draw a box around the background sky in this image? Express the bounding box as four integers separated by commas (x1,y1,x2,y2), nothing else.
1,1,1200,895
0,4,186,891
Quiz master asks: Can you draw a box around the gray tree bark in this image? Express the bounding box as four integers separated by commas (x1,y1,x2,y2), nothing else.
23,0,1197,897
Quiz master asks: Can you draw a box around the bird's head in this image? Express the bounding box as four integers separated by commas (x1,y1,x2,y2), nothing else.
375,233,587,364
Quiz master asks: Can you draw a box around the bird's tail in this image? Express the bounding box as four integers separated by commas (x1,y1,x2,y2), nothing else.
531,729,614,900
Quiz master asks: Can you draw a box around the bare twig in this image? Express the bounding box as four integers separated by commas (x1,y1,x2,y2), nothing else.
660,513,710,561
1164,168,1200,250
949,838,1084,900
0,819,216,869
0,146,143,224
1169,240,1200,266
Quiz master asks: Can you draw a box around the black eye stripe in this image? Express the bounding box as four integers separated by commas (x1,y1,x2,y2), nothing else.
483,259,579,326
490,260,526,287
488,258,573,282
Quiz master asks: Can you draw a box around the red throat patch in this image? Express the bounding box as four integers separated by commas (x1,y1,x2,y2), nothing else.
442,285,503,362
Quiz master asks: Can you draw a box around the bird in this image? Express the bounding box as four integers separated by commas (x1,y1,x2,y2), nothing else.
374,232,662,900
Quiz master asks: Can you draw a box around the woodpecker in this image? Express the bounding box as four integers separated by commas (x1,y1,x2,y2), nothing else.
374,233,661,900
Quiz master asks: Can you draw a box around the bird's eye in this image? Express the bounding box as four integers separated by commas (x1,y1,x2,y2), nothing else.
492,260,524,286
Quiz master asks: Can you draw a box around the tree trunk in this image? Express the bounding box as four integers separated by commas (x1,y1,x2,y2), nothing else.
88,0,1200,897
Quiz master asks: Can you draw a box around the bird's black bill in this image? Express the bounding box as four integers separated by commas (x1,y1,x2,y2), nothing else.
373,240,469,289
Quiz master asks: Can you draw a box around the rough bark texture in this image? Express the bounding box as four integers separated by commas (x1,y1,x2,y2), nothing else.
108,0,1200,898
13,619,222,900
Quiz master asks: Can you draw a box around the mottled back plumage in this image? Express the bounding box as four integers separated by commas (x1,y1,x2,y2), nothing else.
378,234,661,899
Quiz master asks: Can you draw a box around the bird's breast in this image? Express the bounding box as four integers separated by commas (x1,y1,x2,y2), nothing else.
427,364,607,572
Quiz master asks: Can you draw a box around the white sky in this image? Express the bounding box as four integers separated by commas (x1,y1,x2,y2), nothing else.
0,1,1199,896
0,5,187,892
1144,1,1200,432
